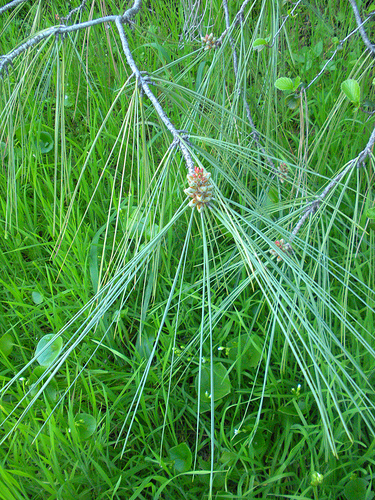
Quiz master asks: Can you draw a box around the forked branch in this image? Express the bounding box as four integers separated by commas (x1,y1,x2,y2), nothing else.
0,0,195,174
348,0,375,57
290,124,375,241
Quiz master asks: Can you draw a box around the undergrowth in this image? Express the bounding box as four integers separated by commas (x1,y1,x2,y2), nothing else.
0,0,375,499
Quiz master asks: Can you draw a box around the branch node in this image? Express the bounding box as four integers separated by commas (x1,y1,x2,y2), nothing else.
169,131,193,151
306,199,321,215
60,0,88,24
54,26,68,42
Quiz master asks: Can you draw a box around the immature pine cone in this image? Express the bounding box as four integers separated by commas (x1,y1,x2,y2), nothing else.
184,166,214,213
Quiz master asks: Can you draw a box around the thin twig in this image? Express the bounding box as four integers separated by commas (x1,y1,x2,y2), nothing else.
0,16,116,75
358,124,375,164
348,0,375,57
0,0,144,76
216,0,252,46
290,124,375,241
268,0,304,48
60,0,87,24
306,13,375,91
115,18,195,174
0,0,195,173
222,0,238,76
234,0,252,24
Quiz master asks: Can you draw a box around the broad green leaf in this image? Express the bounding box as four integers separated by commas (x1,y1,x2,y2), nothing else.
341,79,360,107
278,403,299,417
285,94,301,109
195,61,206,91
74,413,97,440
251,430,267,457
44,380,58,402
29,366,45,397
32,291,44,305
227,334,262,369
168,443,192,473
220,450,238,466
286,94,301,109
0,333,13,358
34,131,54,153
275,77,295,91
293,52,307,64
29,367,58,401
320,59,337,71
366,207,375,219
253,38,268,51
312,40,323,57
344,477,369,500
197,362,231,404
35,334,63,367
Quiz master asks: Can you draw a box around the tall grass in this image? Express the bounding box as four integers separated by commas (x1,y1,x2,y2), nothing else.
1,0,375,498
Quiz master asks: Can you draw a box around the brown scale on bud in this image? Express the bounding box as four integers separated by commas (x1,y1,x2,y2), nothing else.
184,166,214,213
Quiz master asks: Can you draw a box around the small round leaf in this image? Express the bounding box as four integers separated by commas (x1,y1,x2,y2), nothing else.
32,291,44,305
196,362,231,404
74,413,97,440
34,131,54,153
341,79,360,107
275,77,294,91
168,443,192,473
227,334,262,369
286,94,301,109
35,334,63,367
253,38,268,51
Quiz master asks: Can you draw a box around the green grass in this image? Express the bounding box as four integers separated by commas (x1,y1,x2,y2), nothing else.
1,0,375,498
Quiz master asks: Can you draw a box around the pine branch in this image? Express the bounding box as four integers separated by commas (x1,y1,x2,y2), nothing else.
305,6,375,91
290,124,375,241
348,0,375,57
0,0,194,173
115,19,195,174
0,0,27,16
0,1,144,76
0,16,116,75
